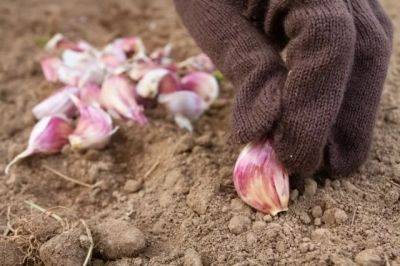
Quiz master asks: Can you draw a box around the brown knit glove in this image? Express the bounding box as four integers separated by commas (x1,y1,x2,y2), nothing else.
174,0,393,176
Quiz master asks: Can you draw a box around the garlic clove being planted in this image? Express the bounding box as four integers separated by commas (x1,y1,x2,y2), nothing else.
181,72,219,107
68,95,118,150
5,115,73,174
32,86,80,119
136,68,180,99
158,91,207,131
233,140,289,215
101,75,148,125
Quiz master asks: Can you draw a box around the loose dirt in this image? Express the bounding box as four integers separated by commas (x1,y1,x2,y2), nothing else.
0,0,399,265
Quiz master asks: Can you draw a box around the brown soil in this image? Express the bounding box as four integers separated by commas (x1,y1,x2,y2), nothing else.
0,0,399,265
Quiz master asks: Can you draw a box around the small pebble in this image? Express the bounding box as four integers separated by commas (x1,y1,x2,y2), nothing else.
311,228,330,242
304,178,318,197
355,249,382,266
183,248,203,266
384,189,400,205
314,218,322,226
263,215,273,222
228,215,251,235
298,211,312,224
311,206,323,218
299,243,309,253
246,232,257,245
252,221,267,231
174,135,195,154
334,209,348,224
123,179,143,193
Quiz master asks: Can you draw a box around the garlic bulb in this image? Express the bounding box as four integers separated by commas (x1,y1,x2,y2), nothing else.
233,140,289,215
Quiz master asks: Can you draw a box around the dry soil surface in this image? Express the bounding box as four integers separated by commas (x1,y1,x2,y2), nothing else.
0,0,399,265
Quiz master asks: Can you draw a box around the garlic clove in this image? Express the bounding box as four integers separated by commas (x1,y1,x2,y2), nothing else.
181,72,219,106
32,86,80,119
127,58,159,81
101,75,148,125
177,53,215,74
80,83,102,107
68,95,118,150
136,68,180,99
5,115,73,174
233,140,289,215
158,91,207,131
40,57,62,82
110,37,146,59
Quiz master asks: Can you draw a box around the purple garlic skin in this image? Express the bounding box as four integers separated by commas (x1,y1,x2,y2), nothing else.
233,140,289,215
181,71,219,107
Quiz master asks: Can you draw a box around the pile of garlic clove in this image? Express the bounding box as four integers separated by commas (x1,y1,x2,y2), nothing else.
5,34,220,174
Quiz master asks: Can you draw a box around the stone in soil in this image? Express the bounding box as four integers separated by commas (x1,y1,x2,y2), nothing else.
123,179,143,193
228,215,251,235
311,206,323,218
384,189,399,205
322,208,348,225
304,178,318,197
354,249,382,266
0,239,24,266
92,218,146,259
311,228,330,242
183,248,203,266
39,227,87,266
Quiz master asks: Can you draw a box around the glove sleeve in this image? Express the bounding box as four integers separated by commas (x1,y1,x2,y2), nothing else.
173,0,287,143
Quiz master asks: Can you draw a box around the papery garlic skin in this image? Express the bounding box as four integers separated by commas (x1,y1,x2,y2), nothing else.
68,96,118,150
158,91,206,131
233,140,289,215
32,86,80,119
136,69,180,99
101,75,148,125
5,116,73,174
181,72,219,106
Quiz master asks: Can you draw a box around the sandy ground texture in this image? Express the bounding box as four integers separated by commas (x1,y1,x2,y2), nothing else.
0,0,399,265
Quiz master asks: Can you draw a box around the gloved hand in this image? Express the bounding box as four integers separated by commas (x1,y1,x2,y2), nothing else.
174,0,393,176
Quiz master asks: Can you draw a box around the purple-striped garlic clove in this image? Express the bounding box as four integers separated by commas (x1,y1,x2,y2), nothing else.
68,95,118,150
233,140,289,216
181,72,219,107
80,83,102,106
177,53,216,74
101,75,148,125
32,86,80,119
40,57,62,82
111,37,146,58
136,68,180,99
158,91,206,131
5,115,73,174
